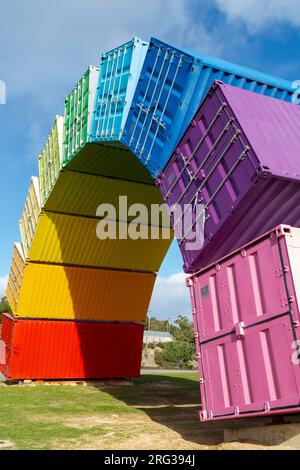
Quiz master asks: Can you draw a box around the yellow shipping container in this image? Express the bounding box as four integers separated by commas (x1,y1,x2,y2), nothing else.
26,212,173,272
6,242,25,313
13,262,155,322
42,170,169,224
19,177,41,257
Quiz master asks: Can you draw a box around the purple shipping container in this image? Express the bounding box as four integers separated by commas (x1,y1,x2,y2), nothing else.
157,80,300,273
187,225,300,421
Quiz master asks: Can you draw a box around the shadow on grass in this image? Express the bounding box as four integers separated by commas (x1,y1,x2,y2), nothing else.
88,373,300,448
89,373,223,446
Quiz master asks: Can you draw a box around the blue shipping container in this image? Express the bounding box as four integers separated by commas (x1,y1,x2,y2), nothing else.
122,37,297,178
90,37,148,143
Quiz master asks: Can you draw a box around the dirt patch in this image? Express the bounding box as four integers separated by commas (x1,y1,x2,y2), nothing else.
64,413,151,429
49,422,221,451
0,439,14,449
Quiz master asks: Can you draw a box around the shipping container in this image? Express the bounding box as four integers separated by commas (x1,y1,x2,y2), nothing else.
38,115,64,206
42,170,169,224
122,37,298,177
63,65,99,164
158,80,300,273
6,243,25,313
188,225,300,421
0,314,143,380
90,38,148,142
63,142,152,183
19,177,41,258
14,262,155,322
26,211,172,272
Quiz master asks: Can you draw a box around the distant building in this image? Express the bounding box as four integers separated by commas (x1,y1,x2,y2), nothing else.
143,330,173,344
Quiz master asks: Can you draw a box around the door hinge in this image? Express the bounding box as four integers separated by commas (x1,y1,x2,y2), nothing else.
264,402,270,412
276,266,290,277
282,296,295,306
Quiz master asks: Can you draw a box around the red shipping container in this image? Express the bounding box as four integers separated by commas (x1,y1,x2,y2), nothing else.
0,314,143,380
187,225,300,421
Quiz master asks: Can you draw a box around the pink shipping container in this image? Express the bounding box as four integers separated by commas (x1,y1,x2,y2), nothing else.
158,80,300,273
187,225,300,421
0,314,143,380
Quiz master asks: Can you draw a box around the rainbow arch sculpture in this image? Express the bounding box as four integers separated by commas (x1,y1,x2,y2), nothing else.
2,36,298,382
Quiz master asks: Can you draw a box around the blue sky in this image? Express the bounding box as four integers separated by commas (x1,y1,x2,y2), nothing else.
1,0,300,319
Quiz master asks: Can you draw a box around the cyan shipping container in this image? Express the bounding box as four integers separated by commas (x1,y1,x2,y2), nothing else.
122,37,298,177
90,37,148,143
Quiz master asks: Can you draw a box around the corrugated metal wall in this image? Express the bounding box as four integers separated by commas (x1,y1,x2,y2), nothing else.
63,66,99,164
15,262,155,322
0,314,144,380
39,115,64,206
19,177,41,257
42,170,168,223
122,37,296,177
91,38,148,142
27,212,172,272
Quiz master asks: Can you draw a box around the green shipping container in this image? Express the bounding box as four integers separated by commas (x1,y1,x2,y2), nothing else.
63,65,99,165
38,115,64,206
62,56,152,184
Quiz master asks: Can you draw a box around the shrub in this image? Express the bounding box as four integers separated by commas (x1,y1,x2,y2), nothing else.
155,341,195,369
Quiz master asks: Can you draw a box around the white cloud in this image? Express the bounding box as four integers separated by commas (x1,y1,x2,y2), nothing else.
0,0,223,164
1,0,221,98
149,272,191,321
214,0,300,31
0,275,8,298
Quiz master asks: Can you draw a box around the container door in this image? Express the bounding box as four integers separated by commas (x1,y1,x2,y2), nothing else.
29,177,40,232
0,340,6,365
93,48,130,140
19,218,30,258
123,40,196,175
0,339,10,379
6,243,25,313
63,66,98,162
0,315,15,347
200,313,300,420
191,232,290,343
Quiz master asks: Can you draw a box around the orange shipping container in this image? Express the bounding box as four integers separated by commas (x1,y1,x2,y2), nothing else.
26,212,172,272
11,262,155,322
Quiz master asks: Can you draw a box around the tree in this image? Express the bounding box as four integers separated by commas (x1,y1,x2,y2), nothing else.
0,297,11,318
145,316,169,332
155,315,196,369
170,315,195,346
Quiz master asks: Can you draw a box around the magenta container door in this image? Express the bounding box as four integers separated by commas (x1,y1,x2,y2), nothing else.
157,80,300,272
200,315,300,420
188,226,300,421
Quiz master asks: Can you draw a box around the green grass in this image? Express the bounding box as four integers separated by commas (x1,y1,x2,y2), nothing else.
0,373,201,450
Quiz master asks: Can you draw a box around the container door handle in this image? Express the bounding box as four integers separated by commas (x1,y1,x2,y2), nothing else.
235,322,245,339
